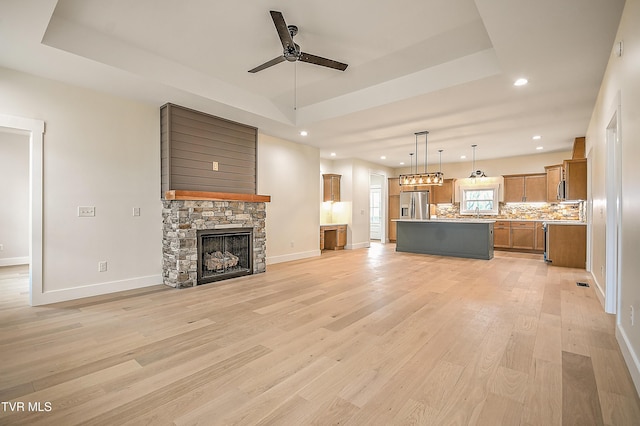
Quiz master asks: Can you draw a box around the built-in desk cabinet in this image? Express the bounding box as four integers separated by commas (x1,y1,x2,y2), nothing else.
323,174,341,202
320,225,347,250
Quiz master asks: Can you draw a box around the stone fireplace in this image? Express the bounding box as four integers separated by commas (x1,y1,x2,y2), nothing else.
162,191,269,288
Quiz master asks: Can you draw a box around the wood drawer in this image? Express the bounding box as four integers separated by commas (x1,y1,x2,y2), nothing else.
511,221,535,229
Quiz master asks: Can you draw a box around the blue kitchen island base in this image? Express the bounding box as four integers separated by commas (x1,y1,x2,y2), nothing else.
395,220,494,260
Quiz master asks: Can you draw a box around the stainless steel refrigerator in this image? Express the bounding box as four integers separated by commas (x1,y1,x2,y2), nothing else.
399,191,430,220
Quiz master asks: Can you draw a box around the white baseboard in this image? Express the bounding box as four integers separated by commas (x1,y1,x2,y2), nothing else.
591,271,606,310
32,274,162,306
266,249,320,265
616,324,640,397
347,241,371,250
0,257,29,267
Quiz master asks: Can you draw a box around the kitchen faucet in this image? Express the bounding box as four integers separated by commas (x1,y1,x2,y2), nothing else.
475,206,480,218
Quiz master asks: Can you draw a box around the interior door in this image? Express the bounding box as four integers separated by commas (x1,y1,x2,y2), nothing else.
370,186,382,240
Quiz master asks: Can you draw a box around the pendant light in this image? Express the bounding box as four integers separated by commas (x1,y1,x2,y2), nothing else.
469,144,487,179
399,131,444,187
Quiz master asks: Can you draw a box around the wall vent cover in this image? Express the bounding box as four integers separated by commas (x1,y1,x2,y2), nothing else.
576,282,590,287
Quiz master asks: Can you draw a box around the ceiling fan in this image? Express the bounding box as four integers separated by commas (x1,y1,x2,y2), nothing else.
248,11,348,73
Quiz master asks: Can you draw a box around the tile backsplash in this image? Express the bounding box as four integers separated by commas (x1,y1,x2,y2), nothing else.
435,202,583,221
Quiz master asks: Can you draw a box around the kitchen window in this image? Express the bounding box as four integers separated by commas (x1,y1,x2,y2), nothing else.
460,184,499,215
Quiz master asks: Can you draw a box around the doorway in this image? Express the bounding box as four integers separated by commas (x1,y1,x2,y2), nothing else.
0,131,30,268
369,174,385,241
0,114,45,306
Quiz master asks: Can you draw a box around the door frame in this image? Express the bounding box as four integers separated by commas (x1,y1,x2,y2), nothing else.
604,94,622,315
0,114,44,306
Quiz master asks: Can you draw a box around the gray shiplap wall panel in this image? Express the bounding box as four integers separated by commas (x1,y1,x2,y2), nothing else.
171,166,256,183
171,132,255,156
171,106,256,136
171,116,256,144
160,103,257,196
170,156,255,172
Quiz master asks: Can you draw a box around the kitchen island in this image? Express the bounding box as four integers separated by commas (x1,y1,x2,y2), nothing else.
395,219,495,260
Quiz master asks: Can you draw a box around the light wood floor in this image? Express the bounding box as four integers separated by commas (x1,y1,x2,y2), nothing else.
1,244,639,425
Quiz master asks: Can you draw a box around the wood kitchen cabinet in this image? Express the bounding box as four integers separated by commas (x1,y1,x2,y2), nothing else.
494,220,544,252
388,178,400,242
323,174,341,202
430,178,455,204
563,159,587,201
545,164,562,203
535,221,545,251
546,224,586,268
493,221,511,248
511,221,535,250
503,174,547,203
320,224,347,250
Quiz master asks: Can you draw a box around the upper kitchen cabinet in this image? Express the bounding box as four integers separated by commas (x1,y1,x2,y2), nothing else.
323,174,341,202
388,177,401,197
563,159,587,201
545,164,562,203
503,174,547,203
430,179,455,204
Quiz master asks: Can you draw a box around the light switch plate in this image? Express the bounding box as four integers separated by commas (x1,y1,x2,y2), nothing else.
133,207,141,216
212,161,219,171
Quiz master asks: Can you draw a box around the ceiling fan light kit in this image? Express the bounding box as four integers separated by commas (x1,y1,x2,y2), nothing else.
248,11,348,73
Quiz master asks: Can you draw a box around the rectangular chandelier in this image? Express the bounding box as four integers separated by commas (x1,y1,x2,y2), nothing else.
398,131,444,187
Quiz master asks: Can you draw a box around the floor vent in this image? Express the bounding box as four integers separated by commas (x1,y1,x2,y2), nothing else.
576,282,590,287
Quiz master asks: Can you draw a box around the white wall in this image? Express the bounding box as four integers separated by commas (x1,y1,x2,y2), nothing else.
0,131,29,265
585,0,640,394
0,67,162,304
258,133,321,264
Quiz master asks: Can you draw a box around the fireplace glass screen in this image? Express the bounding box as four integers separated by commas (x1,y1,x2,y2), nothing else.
197,229,252,284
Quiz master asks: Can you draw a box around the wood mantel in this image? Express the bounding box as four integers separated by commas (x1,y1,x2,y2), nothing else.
165,190,271,202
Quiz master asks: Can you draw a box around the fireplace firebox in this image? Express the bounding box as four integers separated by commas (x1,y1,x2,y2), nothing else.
197,228,253,285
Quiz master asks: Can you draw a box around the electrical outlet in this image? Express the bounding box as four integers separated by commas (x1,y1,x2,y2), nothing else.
0,244,3,251
212,161,219,171
78,206,95,217
133,207,141,216
631,305,635,326
290,241,294,248
98,261,107,272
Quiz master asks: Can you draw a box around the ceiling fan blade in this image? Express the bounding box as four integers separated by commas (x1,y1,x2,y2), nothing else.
248,56,286,73
299,52,348,71
270,11,295,52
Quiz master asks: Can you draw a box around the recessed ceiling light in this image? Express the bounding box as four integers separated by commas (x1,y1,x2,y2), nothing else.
300,130,308,136
399,162,405,165
380,156,387,160
514,78,528,86
532,135,541,140
460,155,466,159
330,152,336,157
536,146,544,150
